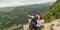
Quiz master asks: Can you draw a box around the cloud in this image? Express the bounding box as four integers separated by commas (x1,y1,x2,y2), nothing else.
0,0,57,7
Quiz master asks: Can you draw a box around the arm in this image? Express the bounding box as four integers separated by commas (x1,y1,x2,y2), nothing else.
36,20,41,27
41,20,44,26
28,15,34,19
36,19,44,27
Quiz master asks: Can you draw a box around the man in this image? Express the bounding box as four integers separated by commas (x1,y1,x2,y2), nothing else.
28,14,39,30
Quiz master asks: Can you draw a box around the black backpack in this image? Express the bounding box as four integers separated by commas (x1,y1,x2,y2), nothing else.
30,17,37,25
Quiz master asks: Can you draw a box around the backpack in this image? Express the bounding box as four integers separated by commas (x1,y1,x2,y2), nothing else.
30,17,37,25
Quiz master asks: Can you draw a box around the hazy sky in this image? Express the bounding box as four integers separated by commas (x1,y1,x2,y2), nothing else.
0,0,57,7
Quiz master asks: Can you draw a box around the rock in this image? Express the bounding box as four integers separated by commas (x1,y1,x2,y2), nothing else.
23,19,60,30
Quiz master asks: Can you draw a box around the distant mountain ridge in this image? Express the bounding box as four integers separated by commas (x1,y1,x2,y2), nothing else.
0,2,54,12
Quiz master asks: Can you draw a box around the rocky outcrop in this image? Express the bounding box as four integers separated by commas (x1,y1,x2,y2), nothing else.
44,19,60,30
23,19,60,30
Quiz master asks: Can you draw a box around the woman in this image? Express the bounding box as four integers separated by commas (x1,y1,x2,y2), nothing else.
36,14,44,30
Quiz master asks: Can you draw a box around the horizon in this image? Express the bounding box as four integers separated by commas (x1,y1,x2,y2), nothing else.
0,0,57,7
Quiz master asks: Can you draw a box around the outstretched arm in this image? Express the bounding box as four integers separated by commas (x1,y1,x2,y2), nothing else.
28,15,34,19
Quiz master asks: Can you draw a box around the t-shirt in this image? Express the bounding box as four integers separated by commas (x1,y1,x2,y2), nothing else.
31,16,34,19
37,19,44,25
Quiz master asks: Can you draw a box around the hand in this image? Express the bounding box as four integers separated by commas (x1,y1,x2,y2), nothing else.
36,24,40,27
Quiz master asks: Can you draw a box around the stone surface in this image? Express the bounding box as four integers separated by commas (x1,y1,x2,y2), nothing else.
23,19,60,30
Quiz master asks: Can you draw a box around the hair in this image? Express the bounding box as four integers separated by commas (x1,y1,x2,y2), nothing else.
37,13,43,20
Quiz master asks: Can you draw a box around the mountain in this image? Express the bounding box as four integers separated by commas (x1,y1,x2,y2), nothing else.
43,0,60,23
0,2,54,12
9,2,55,15
0,2,54,30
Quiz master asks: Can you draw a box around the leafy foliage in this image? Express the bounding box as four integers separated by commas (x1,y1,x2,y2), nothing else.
43,0,60,23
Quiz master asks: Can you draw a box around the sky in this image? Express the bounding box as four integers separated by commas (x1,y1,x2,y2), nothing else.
0,0,57,7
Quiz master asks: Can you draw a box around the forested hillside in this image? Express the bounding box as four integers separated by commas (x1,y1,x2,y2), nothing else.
0,7,15,12
0,2,54,30
43,0,60,23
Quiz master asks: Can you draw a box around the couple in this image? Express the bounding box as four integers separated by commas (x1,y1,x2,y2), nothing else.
28,13,44,30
